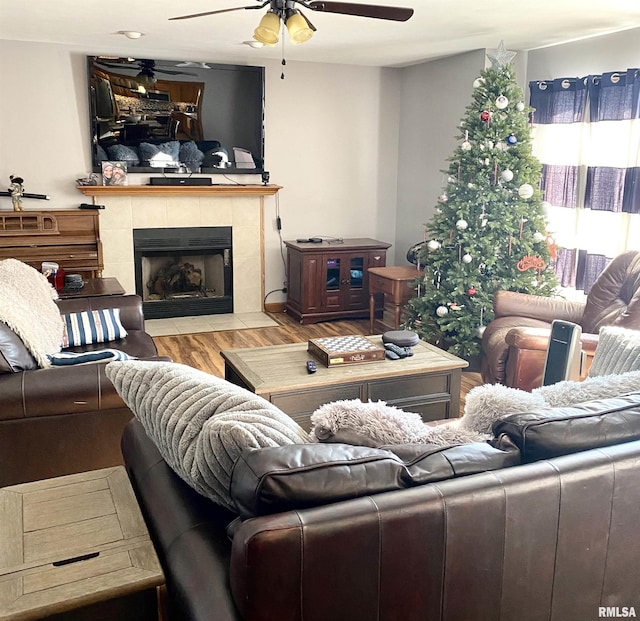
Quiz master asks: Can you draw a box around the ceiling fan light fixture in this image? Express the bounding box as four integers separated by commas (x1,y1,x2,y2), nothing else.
253,10,280,46
136,69,157,85
117,30,144,39
285,10,313,44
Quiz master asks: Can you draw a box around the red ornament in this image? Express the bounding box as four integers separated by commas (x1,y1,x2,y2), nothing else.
480,110,491,123
467,287,477,296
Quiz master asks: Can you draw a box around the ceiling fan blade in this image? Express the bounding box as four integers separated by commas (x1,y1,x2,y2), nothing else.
169,2,267,20
298,9,318,32
155,68,198,76
305,1,413,21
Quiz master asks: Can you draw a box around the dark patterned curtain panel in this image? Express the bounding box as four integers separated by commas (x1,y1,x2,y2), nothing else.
530,68,640,298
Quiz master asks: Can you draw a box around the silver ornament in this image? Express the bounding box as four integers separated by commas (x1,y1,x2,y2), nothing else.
518,183,534,199
436,305,449,317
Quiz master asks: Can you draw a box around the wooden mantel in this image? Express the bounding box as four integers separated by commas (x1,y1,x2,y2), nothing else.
77,184,282,197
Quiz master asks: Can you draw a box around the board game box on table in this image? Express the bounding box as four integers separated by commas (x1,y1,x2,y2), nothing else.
307,335,385,367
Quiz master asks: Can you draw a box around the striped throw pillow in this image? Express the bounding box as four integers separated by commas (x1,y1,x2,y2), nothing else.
61,309,128,347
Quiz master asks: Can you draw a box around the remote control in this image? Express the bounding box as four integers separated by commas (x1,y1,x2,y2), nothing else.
79,203,105,209
306,360,317,374
385,350,400,360
384,343,412,358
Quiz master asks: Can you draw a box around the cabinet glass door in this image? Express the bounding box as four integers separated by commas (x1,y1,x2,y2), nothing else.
326,258,340,290
350,257,364,288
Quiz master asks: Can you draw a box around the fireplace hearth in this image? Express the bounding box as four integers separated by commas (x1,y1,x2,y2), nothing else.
133,227,233,319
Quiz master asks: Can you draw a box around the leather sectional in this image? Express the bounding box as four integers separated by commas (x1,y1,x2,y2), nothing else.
0,294,164,486
122,391,640,621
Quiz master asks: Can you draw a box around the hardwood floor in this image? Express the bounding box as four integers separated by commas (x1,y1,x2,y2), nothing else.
152,311,484,413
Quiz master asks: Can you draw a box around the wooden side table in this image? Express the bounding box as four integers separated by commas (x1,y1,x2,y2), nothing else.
0,467,164,621
368,266,419,334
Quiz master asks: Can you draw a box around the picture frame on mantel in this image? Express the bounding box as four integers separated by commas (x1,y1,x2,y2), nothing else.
102,161,127,186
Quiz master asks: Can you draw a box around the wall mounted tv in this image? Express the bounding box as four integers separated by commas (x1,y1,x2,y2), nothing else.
88,56,265,174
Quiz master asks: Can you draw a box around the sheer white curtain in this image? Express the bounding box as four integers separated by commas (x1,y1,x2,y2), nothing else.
529,69,640,301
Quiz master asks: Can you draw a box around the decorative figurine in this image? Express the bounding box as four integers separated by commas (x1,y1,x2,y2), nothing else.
8,175,24,211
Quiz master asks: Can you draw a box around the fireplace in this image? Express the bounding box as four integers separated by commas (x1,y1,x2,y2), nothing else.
133,227,233,319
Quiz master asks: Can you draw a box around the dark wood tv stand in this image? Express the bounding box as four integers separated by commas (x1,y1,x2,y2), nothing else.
284,238,391,324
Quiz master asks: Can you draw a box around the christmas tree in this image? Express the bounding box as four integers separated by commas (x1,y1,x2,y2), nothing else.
404,42,558,360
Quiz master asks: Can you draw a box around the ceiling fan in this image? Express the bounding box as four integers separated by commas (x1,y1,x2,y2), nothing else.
94,58,197,83
169,0,414,46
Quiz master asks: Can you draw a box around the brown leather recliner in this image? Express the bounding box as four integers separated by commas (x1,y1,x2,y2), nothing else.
481,250,640,392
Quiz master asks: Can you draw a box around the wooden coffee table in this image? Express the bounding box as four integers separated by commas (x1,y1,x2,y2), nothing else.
222,336,468,430
0,467,164,621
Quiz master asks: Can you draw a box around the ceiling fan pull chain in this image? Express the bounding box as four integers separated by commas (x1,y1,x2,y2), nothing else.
281,28,286,80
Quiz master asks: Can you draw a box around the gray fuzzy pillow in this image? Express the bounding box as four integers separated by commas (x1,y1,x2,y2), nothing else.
310,399,487,447
138,141,180,166
179,141,205,170
105,360,310,512
462,384,546,434
106,144,140,165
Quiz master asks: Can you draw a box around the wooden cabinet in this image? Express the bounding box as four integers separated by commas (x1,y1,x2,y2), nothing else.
0,210,103,278
284,238,390,324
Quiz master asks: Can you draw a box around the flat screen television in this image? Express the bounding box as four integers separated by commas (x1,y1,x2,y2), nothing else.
88,56,265,175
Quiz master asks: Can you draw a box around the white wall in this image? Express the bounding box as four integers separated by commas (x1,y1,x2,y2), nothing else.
526,27,640,83
394,49,485,266
0,40,400,305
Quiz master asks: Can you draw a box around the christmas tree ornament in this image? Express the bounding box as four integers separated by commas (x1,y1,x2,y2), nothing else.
436,305,449,317
456,219,468,230
486,40,517,70
448,302,463,311
496,141,508,151
484,158,491,165
541,200,552,215
438,192,448,203
476,325,486,338
519,217,528,239
461,140,472,151
500,169,514,182
462,253,473,264
427,239,441,252
495,95,509,109
473,77,485,88
506,133,518,145
517,255,547,272
467,286,477,296
516,101,525,112
433,268,442,288
480,110,492,123
467,182,475,189
487,140,495,149
518,183,534,199
533,231,545,242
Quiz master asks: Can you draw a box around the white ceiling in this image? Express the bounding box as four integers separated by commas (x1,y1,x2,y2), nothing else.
1,0,639,67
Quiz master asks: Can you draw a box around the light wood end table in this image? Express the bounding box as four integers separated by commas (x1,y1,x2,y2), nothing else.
0,467,164,621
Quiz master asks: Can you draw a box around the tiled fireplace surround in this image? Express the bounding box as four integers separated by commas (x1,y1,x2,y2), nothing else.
79,186,280,314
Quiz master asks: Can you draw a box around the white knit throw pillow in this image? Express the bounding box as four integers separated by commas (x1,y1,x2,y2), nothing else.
589,326,640,376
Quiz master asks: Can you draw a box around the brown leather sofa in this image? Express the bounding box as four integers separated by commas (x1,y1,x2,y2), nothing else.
481,250,640,391
0,294,164,487
122,393,640,621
